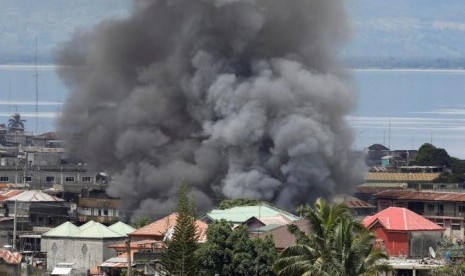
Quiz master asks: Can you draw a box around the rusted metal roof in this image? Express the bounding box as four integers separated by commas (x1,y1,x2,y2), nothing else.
375,190,465,202
0,249,22,264
363,207,444,232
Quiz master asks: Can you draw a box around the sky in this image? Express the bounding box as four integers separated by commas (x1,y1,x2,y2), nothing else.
0,0,464,157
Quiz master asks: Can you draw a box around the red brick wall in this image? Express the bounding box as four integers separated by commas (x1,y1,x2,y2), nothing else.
371,224,409,256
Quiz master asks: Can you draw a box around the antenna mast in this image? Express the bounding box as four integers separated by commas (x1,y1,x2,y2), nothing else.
34,36,39,134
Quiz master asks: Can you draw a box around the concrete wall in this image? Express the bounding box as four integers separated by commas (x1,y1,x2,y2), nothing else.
42,237,125,273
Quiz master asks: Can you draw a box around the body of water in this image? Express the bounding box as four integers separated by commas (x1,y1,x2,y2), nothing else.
0,66,464,157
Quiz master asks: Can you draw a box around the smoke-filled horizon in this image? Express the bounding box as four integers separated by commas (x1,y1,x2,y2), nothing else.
57,0,365,218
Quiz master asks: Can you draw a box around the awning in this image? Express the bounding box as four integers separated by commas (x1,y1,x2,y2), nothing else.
51,267,73,275
99,262,127,268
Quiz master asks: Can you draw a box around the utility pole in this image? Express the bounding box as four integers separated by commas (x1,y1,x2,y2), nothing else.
13,200,17,250
126,238,132,275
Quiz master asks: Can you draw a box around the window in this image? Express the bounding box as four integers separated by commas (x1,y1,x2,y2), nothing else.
459,206,465,213
65,176,75,182
81,176,91,182
427,204,435,211
0,177,8,182
46,176,55,182
91,208,94,216
103,208,108,216
24,176,32,182
452,224,461,231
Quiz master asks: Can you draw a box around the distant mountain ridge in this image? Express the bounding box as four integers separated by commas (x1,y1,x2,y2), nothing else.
2,0,465,68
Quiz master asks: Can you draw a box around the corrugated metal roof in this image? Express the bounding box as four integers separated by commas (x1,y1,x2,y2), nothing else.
108,222,135,236
0,249,22,264
74,222,124,239
43,222,80,237
7,190,63,202
375,190,465,202
205,205,300,223
366,172,440,182
363,207,444,231
43,220,127,239
249,219,310,250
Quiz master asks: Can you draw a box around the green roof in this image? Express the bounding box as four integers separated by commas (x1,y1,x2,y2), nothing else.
108,221,135,236
205,204,299,223
42,221,128,239
73,222,124,239
42,221,80,237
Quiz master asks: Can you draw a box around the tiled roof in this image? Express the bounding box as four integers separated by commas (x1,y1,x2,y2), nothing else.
129,213,208,242
204,205,300,223
363,207,444,231
43,221,80,237
6,190,63,202
250,219,310,250
366,172,440,182
108,222,135,236
0,249,22,264
374,190,465,202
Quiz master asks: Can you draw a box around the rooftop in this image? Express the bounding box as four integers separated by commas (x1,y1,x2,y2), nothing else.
374,190,465,202
129,213,208,242
43,220,129,239
366,172,440,182
204,204,300,224
363,207,444,231
6,190,64,202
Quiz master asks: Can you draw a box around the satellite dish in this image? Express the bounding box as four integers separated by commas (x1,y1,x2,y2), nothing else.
429,246,436,258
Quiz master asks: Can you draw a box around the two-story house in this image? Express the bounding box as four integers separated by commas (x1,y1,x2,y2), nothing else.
374,189,465,241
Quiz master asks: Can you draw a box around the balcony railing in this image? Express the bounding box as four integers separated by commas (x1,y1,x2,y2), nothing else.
77,215,119,224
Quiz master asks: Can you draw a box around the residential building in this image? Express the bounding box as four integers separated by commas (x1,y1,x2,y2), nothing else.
363,207,443,257
374,189,465,240
200,204,300,230
129,213,208,242
77,197,121,225
41,220,133,274
249,218,309,251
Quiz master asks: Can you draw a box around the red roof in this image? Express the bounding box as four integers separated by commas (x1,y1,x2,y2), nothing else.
375,190,465,202
363,207,444,232
129,213,208,242
0,249,22,265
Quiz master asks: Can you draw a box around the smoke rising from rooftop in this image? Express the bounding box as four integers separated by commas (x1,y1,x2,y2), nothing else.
57,0,365,217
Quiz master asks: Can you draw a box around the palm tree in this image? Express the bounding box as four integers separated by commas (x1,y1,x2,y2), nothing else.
273,198,390,276
8,113,26,132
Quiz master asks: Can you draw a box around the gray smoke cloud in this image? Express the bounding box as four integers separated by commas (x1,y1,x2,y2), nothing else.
57,0,365,217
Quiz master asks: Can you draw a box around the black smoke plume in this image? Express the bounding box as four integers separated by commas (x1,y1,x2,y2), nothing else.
57,0,365,217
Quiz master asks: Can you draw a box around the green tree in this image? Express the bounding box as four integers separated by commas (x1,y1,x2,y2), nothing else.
8,113,26,132
272,198,390,276
197,220,277,276
433,262,465,275
160,183,199,275
416,143,451,167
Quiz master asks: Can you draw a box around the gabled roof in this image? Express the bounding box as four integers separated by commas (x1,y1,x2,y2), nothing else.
108,222,135,236
203,204,300,223
42,220,128,239
6,190,63,202
0,190,25,201
363,207,444,232
129,213,208,242
250,219,310,250
74,222,124,239
43,221,80,237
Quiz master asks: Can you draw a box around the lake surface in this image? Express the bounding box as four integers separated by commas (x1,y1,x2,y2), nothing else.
1,66,464,157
